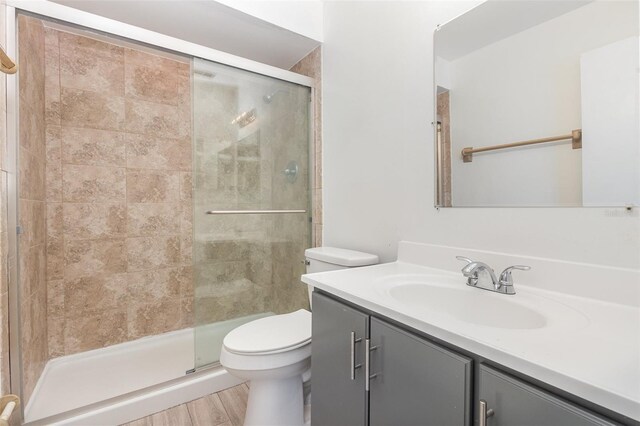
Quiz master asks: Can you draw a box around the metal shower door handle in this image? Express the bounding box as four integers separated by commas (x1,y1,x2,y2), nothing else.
206,209,306,215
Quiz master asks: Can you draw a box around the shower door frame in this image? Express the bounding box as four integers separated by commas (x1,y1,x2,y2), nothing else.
4,1,316,422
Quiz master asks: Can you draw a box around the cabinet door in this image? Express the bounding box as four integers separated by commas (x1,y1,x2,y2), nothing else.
369,317,472,426
311,292,369,426
478,365,616,426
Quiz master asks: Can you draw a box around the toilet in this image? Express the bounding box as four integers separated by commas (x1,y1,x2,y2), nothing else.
220,247,379,426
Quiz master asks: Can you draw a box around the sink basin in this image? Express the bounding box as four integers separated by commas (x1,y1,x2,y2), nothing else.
388,282,546,329
375,274,586,331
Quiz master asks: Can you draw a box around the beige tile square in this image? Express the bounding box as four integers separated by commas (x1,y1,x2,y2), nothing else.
59,31,124,61
59,39,125,96
60,88,125,131
125,61,179,105
126,235,180,272
126,203,181,236
127,297,181,339
64,238,127,279
126,169,179,203
125,98,184,138
62,164,126,203
64,308,127,354
61,127,126,167
125,133,191,171
127,267,182,300
64,273,128,314
63,203,126,240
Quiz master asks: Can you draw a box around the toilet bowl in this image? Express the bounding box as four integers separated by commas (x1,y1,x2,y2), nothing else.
220,310,312,426
220,247,379,426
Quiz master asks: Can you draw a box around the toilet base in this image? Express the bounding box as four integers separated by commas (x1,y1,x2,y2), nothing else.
245,376,303,426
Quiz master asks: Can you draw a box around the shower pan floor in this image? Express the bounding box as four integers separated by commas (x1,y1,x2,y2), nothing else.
25,315,266,424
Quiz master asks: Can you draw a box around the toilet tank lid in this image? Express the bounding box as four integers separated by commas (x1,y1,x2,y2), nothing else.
305,247,379,267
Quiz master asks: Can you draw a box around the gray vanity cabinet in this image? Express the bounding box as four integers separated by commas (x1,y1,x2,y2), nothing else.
312,292,623,426
311,292,369,426
368,318,472,426
478,365,616,426
312,292,472,426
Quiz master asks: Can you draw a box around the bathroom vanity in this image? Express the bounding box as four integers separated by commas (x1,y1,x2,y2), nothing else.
302,243,640,426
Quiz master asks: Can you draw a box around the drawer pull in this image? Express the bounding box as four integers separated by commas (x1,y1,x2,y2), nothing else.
479,400,495,426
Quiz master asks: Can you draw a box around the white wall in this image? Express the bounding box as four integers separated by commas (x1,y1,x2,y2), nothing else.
322,1,640,270
215,0,323,42
581,36,640,207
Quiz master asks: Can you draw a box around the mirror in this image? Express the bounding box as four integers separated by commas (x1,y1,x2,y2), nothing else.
434,0,639,207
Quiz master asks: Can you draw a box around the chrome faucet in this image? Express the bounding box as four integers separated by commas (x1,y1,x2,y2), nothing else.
456,256,530,295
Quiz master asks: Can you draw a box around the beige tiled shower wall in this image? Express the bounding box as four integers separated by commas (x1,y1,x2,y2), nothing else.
43,28,193,358
17,15,48,404
0,2,12,397
289,47,322,247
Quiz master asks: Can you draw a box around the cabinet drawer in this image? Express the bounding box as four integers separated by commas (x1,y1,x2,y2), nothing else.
479,365,617,426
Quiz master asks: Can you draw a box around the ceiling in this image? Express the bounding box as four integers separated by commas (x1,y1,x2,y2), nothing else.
436,0,593,61
50,0,321,69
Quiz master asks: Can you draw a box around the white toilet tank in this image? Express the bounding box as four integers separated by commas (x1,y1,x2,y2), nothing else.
304,247,379,307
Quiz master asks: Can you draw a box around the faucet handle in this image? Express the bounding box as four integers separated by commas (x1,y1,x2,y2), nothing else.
456,256,479,286
498,265,531,288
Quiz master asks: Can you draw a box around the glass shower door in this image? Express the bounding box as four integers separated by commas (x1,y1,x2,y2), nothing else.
192,58,312,369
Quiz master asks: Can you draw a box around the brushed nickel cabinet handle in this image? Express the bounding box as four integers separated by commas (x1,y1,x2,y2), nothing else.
364,339,379,391
349,331,362,380
479,399,495,426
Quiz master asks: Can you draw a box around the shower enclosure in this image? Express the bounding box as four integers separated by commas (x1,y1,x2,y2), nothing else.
6,5,314,424
192,59,312,369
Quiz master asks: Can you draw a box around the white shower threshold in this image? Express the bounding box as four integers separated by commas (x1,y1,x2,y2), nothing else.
23,315,267,425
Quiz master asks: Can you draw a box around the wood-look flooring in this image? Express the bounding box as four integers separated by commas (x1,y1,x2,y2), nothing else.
122,384,248,426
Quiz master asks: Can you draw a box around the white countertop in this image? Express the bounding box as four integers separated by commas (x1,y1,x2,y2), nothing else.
302,261,640,421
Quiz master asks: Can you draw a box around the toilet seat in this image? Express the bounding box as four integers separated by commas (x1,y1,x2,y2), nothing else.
223,309,312,355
